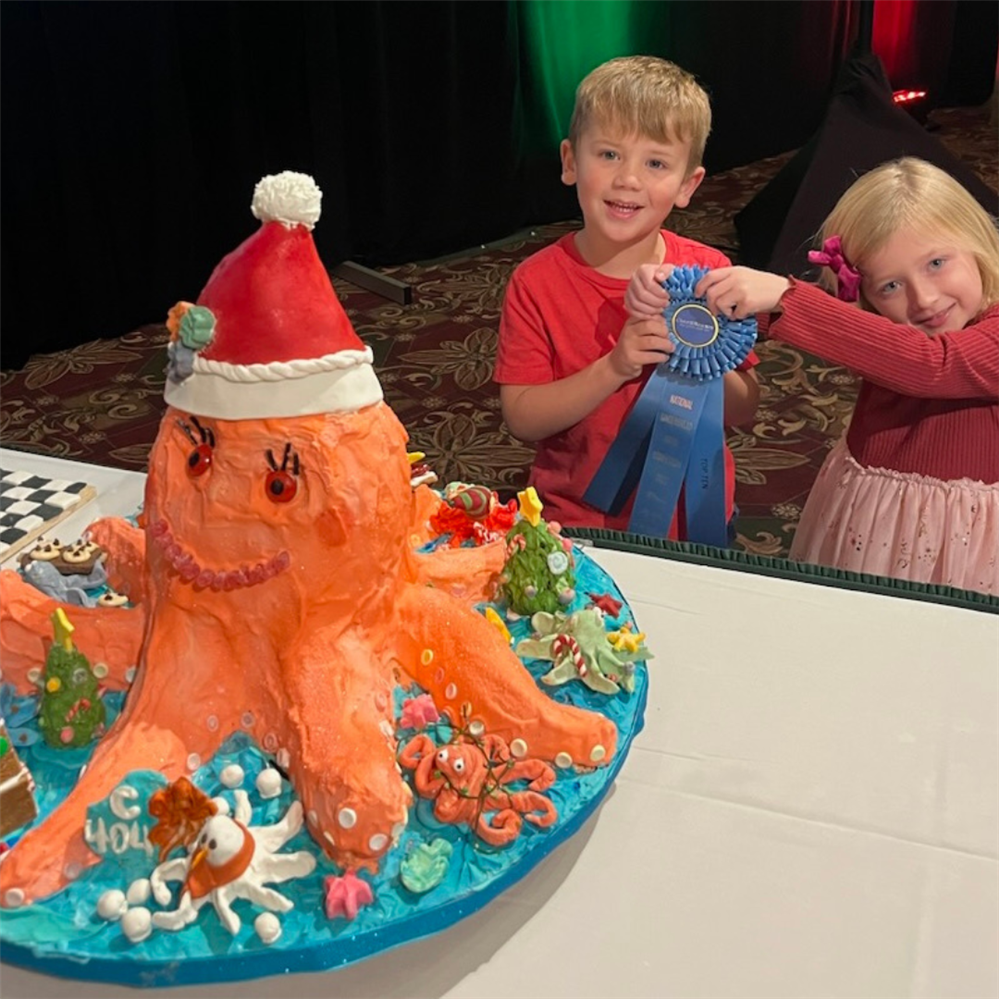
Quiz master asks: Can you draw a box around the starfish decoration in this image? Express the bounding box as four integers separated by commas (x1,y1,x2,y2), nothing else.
324,871,374,921
608,622,646,654
587,592,623,618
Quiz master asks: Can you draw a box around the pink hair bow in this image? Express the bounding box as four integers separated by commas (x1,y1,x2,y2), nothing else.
807,235,861,302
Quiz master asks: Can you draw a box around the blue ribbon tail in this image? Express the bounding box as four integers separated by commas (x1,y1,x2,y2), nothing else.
627,371,707,537
584,368,667,516
683,378,728,547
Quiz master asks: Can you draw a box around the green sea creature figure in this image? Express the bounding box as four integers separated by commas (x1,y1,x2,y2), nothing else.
501,487,576,615
37,608,106,748
516,607,650,695
400,838,453,894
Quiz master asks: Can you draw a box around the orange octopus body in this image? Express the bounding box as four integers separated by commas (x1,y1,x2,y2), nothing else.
0,401,616,905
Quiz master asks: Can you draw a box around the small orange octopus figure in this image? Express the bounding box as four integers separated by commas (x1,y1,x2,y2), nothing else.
0,172,616,906
400,732,557,846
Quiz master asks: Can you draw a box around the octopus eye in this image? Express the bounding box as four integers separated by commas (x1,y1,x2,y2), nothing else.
453,758,465,773
264,469,298,503
187,443,213,477
437,748,449,764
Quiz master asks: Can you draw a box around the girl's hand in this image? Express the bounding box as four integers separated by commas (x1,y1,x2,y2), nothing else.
696,266,791,319
608,315,675,382
624,263,674,319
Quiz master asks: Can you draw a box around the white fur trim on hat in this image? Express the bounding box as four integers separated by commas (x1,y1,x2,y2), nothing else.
251,172,322,231
164,346,383,420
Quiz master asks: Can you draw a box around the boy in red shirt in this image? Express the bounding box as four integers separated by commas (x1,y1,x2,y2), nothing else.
495,55,759,539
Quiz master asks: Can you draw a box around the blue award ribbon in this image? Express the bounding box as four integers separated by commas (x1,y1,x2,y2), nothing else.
583,265,757,546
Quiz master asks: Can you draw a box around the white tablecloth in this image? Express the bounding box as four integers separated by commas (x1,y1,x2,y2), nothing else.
1,450,997,999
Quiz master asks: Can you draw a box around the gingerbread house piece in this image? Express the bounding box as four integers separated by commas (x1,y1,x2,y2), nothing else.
0,723,38,838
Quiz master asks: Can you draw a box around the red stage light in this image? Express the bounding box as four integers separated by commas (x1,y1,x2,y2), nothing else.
892,89,928,104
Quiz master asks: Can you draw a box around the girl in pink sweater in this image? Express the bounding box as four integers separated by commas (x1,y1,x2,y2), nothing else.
627,158,999,594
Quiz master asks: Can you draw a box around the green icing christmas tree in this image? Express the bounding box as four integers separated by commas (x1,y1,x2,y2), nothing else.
501,487,576,616
38,608,106,749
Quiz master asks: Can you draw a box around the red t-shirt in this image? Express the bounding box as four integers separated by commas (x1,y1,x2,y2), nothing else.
495,230,758,536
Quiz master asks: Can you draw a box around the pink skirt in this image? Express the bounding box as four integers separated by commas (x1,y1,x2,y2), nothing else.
789,439,999,595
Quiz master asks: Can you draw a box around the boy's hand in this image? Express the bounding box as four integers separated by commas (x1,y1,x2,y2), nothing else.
695,266,790,319
609,315,675,382
624,263,673,319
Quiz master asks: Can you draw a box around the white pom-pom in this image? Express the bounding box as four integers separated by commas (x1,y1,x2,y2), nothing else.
251,171,322,230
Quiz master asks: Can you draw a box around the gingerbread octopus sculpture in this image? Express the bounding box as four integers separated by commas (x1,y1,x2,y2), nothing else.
0,172,616,907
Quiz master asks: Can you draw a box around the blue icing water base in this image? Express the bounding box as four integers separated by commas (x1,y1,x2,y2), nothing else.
0,545,648,988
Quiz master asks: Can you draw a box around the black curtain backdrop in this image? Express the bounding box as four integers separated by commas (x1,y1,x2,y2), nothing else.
2,0,995,371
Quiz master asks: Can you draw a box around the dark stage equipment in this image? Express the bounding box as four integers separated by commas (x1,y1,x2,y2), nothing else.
734,5,998,279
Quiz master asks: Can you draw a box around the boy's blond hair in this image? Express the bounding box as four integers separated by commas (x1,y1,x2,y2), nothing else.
820,157,999,311
567,55,711,175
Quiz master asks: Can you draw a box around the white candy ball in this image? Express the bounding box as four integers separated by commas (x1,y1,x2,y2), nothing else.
255,912,282,945
96,889,128,922
126,878,151,906
121,906,153,943
256,767,283,800
220,763,245,789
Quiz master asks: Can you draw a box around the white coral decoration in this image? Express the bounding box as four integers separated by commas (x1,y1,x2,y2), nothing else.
251,171,322,230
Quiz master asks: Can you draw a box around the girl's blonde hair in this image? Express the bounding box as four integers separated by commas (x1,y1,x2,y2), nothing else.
568,55,711,176
818,157,999,311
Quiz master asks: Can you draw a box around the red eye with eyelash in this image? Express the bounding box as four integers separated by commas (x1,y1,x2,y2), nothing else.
187,443,213,477
177,417,215,478
265,470,297,503
264,444,302,502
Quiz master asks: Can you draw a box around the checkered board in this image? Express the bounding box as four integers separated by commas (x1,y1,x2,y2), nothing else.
0,468,97,561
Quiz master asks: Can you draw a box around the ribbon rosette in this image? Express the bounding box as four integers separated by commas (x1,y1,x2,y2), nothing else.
662,265,758,379
583,265,757,546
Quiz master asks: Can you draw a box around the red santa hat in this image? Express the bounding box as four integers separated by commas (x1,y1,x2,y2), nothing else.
163,171,383,420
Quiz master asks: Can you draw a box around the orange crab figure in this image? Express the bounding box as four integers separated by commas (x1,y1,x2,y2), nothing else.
0,172,616,906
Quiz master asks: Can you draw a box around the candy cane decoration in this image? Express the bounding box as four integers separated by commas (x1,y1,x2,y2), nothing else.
551,634,587,677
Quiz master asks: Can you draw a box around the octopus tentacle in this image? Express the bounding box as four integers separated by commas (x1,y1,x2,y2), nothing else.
396,584,618,769
0,570,144,695
502,758,556,793
475,810,522,847
280,631,409,874
502,790,557,828
86,516,148,604
0,713,203,905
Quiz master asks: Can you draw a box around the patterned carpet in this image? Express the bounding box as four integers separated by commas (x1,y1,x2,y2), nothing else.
1,106,994,559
